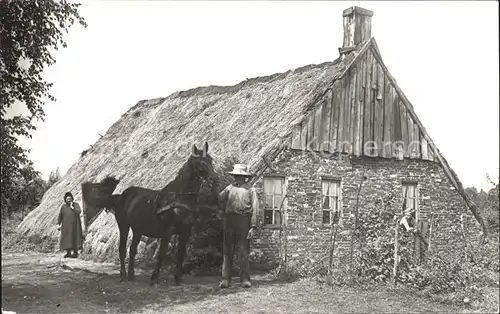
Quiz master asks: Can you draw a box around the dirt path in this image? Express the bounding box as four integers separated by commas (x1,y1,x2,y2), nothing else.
1,251,478,314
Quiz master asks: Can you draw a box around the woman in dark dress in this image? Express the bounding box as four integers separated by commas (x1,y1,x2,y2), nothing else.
57,192,84,258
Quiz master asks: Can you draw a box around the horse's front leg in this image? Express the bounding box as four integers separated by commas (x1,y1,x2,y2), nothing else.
174,227,191,285
150,231,172,287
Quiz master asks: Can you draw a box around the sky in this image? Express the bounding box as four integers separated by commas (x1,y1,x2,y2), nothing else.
9,1,499,191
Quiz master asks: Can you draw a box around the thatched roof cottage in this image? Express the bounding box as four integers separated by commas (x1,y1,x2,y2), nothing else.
16,6,486,268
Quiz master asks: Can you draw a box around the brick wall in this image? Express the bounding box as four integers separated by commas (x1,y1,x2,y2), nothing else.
250,148,482,269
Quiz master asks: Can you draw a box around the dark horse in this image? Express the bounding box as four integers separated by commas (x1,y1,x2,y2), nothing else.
100,142,218,286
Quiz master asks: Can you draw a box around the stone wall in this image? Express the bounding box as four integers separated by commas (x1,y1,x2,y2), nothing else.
249,148,482,269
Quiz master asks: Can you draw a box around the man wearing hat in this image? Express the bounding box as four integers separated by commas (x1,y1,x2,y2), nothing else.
57,192,84,258
218,164,259,288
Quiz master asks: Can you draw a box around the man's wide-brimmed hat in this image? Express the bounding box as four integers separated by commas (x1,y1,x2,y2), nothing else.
403,207,416,216
228,164,253,177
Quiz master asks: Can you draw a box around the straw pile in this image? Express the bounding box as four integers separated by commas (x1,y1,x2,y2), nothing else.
15,53,358,264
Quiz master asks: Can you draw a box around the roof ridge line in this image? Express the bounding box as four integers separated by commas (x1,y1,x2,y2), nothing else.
160,61,338,101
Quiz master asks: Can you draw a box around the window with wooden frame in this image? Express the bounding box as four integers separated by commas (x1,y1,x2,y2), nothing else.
402,181,428,261
263,176,285,225
401,182,418,216
321,179,341,225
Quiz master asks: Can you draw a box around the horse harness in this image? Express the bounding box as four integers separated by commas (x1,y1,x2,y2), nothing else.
153,190,202,217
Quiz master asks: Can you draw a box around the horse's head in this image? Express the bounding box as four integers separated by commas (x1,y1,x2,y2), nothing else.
154,142,218,211
188,142,217,183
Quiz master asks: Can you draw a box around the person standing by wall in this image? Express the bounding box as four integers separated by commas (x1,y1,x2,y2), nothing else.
218,164,259,289
57,192,84,258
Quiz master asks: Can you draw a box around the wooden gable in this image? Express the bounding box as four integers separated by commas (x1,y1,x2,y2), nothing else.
290,42,435,162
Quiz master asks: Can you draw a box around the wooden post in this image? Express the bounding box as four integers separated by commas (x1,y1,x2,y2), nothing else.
349,174,365,280
427,214,434,254
277,194,288,275
393,216,400,285
328,222,340,275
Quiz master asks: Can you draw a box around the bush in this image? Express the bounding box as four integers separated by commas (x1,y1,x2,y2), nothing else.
184,217,223,274
468,238,500,274
353,198,416,285
317,190,497,305
408,253,477,293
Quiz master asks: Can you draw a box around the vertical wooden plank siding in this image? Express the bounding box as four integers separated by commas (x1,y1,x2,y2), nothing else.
342,77,349,154
313,100,323,151
413,123,421,158
393,93,402,159
292,45,436,161
400,101,409,158
343,72,351,153
291,125,301,149
330,82,340,153
421,135,429,160
316,99,324,151
345,69,355,153
383,77,392,158
370,51,377,154
358,54,368,156
407,116,415,158
393,95,402,142
353,56,364,156
364,51,373,155
337,76,346,152
349,67,357,154
352,58,364,156
375,63,384,157
307,109,315,151
389,87,397,158
370,50,378,147
300,120,308,150
428,145,435,161
322,89,333,152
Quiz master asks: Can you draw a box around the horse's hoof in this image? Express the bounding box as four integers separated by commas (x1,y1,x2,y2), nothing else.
174,276,181,286
120,272,127,282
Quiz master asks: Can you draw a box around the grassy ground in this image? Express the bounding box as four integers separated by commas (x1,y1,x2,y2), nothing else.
2,215,498,314
2,250,497,314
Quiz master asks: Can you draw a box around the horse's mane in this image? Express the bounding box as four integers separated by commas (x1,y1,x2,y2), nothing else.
160,153,199,193
158,150,214,196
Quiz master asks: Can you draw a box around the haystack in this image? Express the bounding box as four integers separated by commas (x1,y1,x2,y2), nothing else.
15,48,362,264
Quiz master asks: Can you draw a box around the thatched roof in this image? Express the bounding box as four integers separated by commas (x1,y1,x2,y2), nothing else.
15,42,367,261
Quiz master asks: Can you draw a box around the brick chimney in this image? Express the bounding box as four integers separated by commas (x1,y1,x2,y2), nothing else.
339,6,373,56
